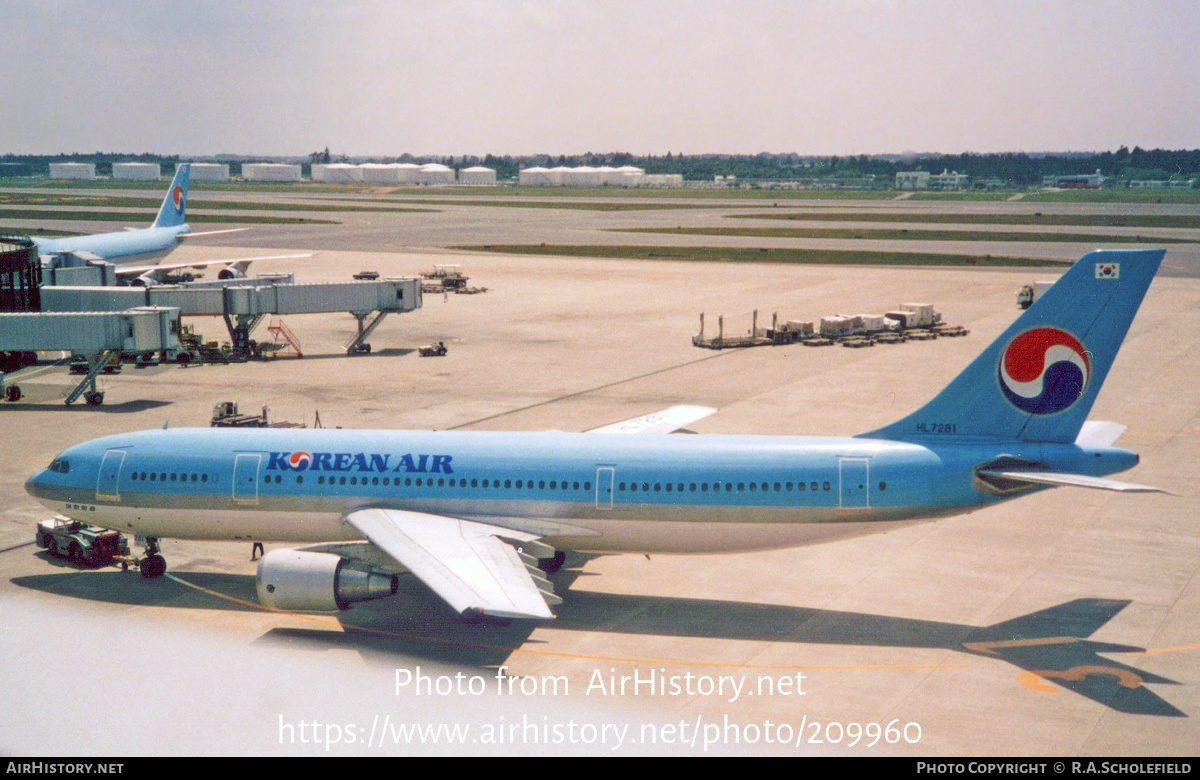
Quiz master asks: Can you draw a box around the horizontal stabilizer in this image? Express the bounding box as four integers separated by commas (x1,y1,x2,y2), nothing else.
977,469,1168,493
1075,421,1127,448
587,405,717,435
178,228,250,239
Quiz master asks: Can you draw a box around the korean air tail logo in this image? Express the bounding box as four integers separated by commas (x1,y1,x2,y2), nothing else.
998,327,1090,415
286,451,312,470
171,185,185,214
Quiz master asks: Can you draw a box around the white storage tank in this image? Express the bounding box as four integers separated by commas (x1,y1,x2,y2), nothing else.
569,166,602,186
418,163,454,185
49,163,95,180
359,163,390,183
112,162,161,181
458,166,496,186
597,166,622,186
190,162,230,181
519,166,553,186
321,163,364,183
361,163,418,184
242,163,302,182
395,163,421,184
616,165,645,187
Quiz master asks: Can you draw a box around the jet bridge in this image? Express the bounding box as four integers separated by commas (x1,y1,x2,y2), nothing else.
0,306,182,405
39,275,422,356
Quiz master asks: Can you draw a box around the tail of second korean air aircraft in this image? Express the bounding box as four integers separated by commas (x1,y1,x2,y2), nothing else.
862,248,1164,444
152,163,190,229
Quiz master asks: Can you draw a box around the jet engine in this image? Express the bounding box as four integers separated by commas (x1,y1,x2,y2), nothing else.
256,549,398,611
217,266,246,280
131,273,160,287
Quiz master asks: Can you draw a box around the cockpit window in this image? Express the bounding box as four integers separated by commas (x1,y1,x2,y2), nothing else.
49,459,70,474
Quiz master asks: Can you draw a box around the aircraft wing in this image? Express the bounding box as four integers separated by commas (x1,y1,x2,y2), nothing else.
343,508,559,620
177,228,250,239
116,253,313,282
976,469,1169,493
586,404,717,435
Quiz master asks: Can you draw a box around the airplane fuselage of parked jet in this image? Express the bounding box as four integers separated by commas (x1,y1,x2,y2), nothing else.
32,223,189,266
26,427,1140,553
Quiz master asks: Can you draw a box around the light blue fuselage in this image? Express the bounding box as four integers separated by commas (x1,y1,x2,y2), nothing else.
24,427,1138,554
32,224,189,266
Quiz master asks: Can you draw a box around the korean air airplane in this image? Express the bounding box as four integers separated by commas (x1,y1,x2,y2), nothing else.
30,164,305,285
25,248,1167,621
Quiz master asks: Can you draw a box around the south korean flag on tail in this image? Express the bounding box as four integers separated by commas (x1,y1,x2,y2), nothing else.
1095,262,1120,279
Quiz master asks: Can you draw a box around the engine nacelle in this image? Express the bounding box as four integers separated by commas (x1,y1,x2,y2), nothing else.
132,273,160,287
218,266,246,280
256,549,398,611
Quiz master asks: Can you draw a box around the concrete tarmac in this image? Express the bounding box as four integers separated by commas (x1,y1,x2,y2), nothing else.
1,202,1197,755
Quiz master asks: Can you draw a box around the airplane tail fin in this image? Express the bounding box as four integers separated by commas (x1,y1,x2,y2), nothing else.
153,163,190,229
861,248,1164,443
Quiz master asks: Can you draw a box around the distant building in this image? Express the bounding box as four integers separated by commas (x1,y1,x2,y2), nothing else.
418,163,455,185
519,165,659,187
242,163,302,182
1128,179,1195,189
929,169,969,191
895,171,930,190
1044,169,1104,189
190,163,230,181
313,163,363,183
49,162,95,180
458,166,497,186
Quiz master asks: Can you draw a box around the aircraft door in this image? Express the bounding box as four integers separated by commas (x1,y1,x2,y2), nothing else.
838,458,870,509
233,453,262,505
96,449,126,501
595,466,615,510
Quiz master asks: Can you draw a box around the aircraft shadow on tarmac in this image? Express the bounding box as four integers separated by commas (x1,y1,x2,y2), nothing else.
11,555,1185,718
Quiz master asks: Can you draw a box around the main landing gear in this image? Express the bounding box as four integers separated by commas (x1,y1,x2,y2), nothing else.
537,550,567,574
138,537,167,578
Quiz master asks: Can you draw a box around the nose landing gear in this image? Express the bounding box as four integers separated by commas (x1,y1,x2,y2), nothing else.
137,537,167,578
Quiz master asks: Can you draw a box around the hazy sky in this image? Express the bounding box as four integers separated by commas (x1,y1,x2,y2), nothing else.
3,0,1198,157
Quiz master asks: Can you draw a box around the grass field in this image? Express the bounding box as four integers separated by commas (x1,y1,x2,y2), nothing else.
455,243,1061,267
1022,188,1200,204
732,211,1200,230
616,226,1192,244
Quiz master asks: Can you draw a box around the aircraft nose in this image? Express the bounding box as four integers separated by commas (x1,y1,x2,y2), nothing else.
25,470,46,499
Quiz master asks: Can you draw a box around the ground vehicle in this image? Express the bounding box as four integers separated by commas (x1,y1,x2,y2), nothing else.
1017,281,1054,309
352,270,380,281
419,341,448,356
37,516,129,566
